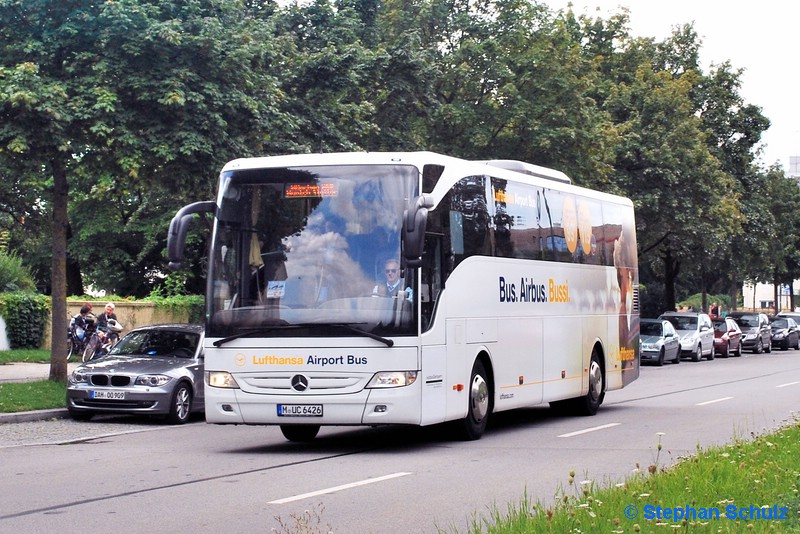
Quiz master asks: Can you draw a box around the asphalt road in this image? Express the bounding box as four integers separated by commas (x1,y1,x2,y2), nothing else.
1,350,798,533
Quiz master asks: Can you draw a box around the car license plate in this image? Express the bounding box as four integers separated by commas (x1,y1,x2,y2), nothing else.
277,404,323,417
91,390,125,400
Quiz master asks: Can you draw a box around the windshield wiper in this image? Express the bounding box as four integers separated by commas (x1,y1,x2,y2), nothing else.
213,322,290,347
213,322,394,347
317,323,394,347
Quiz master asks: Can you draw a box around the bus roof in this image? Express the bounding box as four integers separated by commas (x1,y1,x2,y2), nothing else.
219,151,630,206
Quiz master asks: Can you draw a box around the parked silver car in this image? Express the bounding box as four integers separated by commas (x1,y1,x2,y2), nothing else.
659,311,714,361
67,324,204,424
640,318,681,365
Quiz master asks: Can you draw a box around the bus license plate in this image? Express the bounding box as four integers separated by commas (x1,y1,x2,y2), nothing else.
91,390,125,400
277,404,323,417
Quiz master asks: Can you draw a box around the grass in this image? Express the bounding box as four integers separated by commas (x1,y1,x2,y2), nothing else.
0,380,66,412
0,348,51,364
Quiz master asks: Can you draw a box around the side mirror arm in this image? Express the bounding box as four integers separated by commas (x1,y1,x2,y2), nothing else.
167,201,216,270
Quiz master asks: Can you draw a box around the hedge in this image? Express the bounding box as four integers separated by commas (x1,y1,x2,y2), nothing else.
0,292,50,349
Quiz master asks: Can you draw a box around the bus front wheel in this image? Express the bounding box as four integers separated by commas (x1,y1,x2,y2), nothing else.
280,425,320,442
456,359,491,440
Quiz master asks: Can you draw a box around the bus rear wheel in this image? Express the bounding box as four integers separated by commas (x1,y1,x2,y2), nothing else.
280,425,320,442
456,359,491,440
575,350,604,416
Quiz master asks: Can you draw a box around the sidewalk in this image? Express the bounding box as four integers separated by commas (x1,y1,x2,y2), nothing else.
0,361,74,382
0,361,78,423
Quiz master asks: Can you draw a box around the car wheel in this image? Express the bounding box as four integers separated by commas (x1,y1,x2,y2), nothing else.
733,340,742,357
720,343,729,358
692,345,702,362
68,409,93,422
656,348,665,366
764,338,772,353
280,425,321,442
166,383,192,424
456,359,491,440
795,335,800,350
706,345,714,360
754,338,763,354
672,349,681,364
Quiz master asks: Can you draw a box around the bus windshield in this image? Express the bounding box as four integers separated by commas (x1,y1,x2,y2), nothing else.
207,164,419,339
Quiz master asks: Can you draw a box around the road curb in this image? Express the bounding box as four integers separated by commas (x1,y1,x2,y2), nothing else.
0,408,69,424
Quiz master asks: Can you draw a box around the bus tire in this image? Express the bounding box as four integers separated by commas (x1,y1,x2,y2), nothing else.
456,359,491,440
575,350,604,416
280,425,320,442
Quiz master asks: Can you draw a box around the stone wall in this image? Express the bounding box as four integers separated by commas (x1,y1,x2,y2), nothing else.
44,301,196,350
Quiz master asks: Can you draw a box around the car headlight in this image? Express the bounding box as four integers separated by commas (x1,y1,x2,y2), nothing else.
641,343,657,351
206,371,240,389
366,371,418,388
69,370,90,384
134,374,172,387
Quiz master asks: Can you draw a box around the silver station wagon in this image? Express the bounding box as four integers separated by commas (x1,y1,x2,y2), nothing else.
66,324,204,424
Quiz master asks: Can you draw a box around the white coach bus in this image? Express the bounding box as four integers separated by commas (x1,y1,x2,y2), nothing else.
167,152,639,441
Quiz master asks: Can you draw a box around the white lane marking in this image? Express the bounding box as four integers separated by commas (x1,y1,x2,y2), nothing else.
269,472,412,504
696,396,733,406
558,423,620,438
776,381,800,388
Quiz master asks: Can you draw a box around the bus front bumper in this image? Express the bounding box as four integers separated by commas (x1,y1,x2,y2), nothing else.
204,385,422,426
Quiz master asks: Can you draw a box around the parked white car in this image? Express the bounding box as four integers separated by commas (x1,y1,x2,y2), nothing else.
658,311,715,362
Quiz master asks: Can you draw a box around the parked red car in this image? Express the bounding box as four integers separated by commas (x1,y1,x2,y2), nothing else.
713,317,742,358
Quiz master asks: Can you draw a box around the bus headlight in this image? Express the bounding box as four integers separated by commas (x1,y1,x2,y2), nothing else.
366,371,418,388
206,371,240,389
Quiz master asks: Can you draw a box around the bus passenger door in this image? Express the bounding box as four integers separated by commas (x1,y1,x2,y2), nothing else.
495,317,543,408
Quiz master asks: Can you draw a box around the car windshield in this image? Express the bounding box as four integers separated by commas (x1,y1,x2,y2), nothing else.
772,319,789,328
109,330,200,357
734,315,758,327
640,322,663,336
664,316,697,330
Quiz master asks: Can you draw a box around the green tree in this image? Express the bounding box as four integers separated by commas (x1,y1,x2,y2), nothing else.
692,62,771,307
0,0,287,379
605,60,738,312
761,167,800,312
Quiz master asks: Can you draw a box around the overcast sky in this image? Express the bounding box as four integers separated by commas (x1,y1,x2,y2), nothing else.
543,0,799,172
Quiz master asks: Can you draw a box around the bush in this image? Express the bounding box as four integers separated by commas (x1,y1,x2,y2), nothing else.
0,252,35,292
676,293,731,314
0,292,50,348
144,294,205,323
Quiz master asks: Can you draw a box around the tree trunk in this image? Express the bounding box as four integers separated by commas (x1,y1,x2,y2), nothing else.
66,222,84,296
662,247,680,312
48,161,69,382
700,256,708,313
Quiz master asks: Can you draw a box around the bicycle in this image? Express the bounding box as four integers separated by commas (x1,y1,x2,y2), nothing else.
82,319,123,362
67,315,94,362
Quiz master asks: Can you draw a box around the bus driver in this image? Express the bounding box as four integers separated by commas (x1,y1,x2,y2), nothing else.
373,259,412,300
